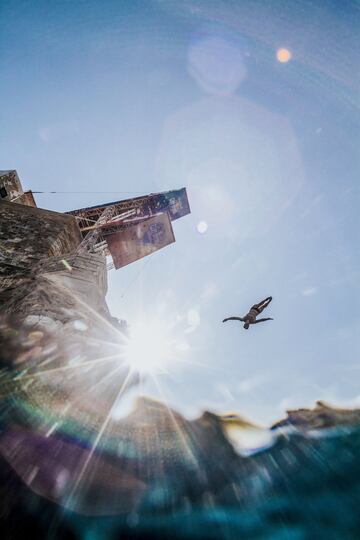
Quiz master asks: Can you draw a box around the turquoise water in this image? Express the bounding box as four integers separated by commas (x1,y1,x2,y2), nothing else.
1,396,360,539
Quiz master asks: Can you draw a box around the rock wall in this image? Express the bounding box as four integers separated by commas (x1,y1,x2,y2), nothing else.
0,197,112,327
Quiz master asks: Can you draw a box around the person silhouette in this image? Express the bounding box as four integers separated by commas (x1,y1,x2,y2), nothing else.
223,296,273,330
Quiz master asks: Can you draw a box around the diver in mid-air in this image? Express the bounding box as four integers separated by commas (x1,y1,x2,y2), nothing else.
223,296,273,330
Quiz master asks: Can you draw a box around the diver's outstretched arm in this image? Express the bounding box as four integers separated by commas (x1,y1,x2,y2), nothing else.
252,317,273,324
223,317,245,323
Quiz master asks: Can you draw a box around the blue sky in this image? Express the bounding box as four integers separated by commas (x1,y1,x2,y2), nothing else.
1,0,359,423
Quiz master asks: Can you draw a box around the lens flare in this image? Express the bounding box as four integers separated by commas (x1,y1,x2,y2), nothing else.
197,221,208,234
276,48,292,63
123,320,175,375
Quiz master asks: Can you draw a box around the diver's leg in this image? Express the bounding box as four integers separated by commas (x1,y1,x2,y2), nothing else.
254,296,272,314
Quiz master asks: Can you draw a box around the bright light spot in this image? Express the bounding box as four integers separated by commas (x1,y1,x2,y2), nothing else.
123,320,174,375
223,422,275,456
73,319,88,331
276,48,292,63
61,259,72,272
197,221,208,234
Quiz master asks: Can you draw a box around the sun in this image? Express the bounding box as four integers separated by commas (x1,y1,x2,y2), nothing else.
122,319,177,375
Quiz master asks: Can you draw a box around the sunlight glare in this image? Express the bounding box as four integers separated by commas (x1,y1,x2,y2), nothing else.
123,320,175,375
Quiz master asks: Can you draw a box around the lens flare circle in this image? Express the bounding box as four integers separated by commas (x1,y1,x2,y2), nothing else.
197,220,208,234
276,48,292,63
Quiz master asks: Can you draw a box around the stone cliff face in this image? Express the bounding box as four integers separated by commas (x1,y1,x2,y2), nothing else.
0,197,111,327
0,193,129,455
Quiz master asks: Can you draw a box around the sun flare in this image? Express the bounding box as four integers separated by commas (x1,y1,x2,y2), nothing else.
122,320,179,375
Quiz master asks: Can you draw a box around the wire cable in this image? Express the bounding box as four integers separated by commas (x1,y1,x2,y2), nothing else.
32,191,147,194
118,257,153,299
